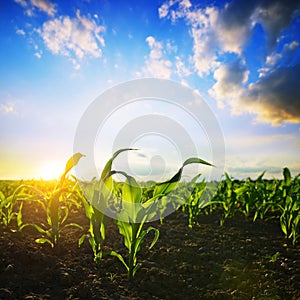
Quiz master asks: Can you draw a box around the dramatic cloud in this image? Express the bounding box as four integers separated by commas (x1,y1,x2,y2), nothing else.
159,0,300,125
39,10,105,69
140,36,173,79
254,0,300,48
242,64,300,125
210,38,300,124
159,0,300,73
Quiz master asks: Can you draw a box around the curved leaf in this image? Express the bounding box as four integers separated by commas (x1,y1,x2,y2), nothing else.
63,152,85,178
101,148,137,180
154,157,213,197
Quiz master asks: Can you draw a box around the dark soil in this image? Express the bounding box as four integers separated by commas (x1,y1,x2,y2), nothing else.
0,203,299,300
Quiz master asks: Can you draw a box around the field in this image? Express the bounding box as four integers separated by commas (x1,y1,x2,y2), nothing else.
0,152,299,299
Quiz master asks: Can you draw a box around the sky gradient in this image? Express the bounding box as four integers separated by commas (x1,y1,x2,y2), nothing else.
1,0,300,180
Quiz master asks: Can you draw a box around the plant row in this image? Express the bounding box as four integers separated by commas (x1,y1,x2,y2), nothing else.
0,150,299,280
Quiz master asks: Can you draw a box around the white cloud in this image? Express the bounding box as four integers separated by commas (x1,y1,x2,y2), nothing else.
0,103,15,114
15,0,56,17
140,36,173,79
286,40,299,51
158,2,171,19
209,59,249,110
159,0,300,76
175,56,191,77
14,0,27,8
16,29,25,36
259,40,299,77
30,0,56,17
180,0,192,9
39,10,105,69
34,51,42,58
158,2,247,76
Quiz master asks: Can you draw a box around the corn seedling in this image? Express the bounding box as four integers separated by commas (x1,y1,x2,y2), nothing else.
277,168,299,245
79,148,137,262
0,182,36,228
184,176,207,228
211,173,239,226
265,251,280,263
0,190,21,227
106,156,213,280
20,153,85,247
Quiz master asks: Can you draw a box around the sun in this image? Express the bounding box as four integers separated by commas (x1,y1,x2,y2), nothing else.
39,162,62,180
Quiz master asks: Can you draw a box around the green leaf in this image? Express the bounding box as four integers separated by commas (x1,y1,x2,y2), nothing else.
280,221,287,236
107,250,129,271
147,226,160,249
35,238,54,247
283,167,292,185
133,263,142,277
256,171,266,182
31,224,47,234
81,193,93,219
101,148,137,180
78,234,87,247
122,175,142,204
190,173,202,185
63,222,83,230
154,157,213,197
117,220,132,250
63,153,85,178
133,226,159,258
60,206,69,225
17,203,23,229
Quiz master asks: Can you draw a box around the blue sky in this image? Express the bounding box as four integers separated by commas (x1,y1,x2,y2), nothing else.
0,0,300,180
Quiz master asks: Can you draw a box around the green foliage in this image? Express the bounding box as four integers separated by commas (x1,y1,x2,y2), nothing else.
211,173,238,226
265,251,280,263
111,156,212,280
79,149,213,280
111,171,160,280
184,177,207,228
79,148,136,262
277,169,299,245
0,182,34,227
209,168,300,245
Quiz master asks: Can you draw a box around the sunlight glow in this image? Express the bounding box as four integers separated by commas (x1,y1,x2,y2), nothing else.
39,162,62,180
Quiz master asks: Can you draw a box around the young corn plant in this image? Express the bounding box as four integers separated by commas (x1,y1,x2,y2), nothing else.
211,173,238,226
0,188,25,228
107,171,160,281
20,153,85,247
234,172,266,219
180,174,208,227
108,156,213,280
79,148,136,262
185,177,207,228
253,178,279,222
277,168,300,245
